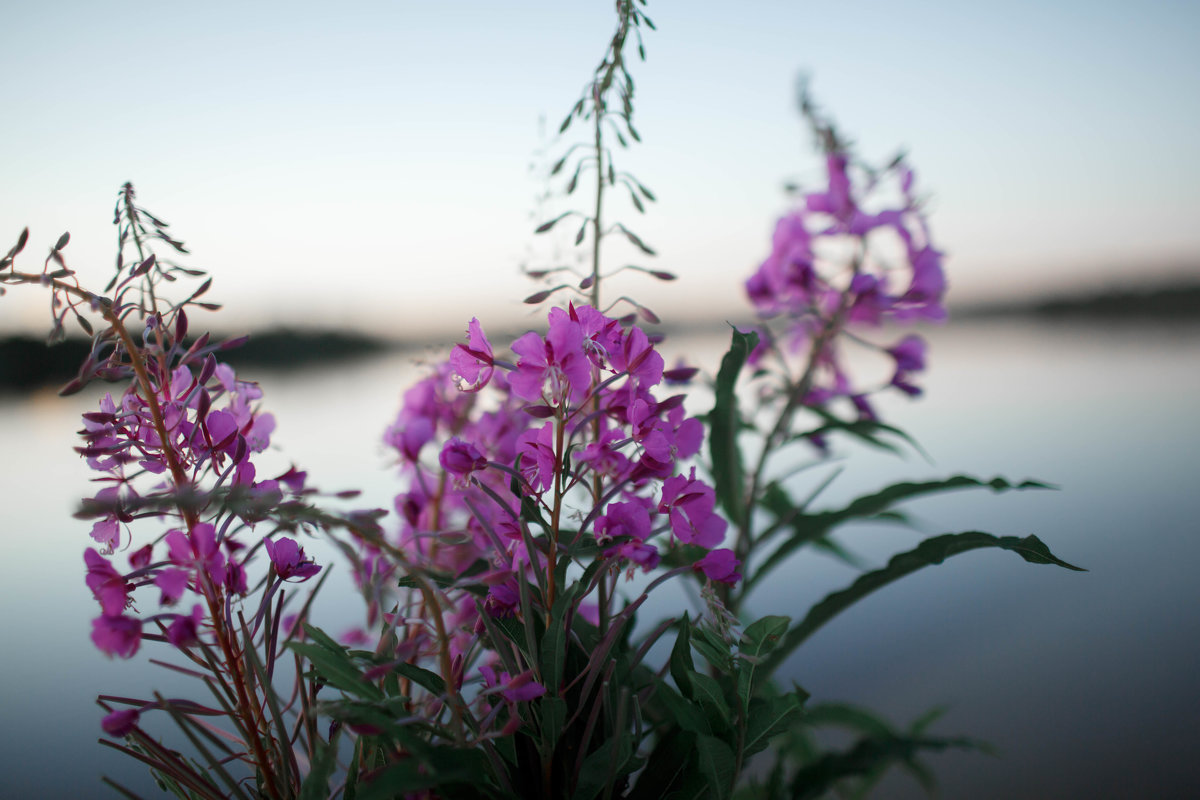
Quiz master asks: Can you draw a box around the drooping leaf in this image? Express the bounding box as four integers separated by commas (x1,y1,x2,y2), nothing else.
787,731,985,800
761,531,1084,676
708,327,758,524
749,474,1056,590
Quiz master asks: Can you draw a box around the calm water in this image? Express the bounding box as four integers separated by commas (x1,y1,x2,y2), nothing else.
1,318,1197,798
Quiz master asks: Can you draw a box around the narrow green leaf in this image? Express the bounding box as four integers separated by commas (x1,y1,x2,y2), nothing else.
574,733,634,800
695,735,735,800
708,327,757,523
541,583,574,691
762,531,1084,676
542,695,567,744
691,625,733,674
298,734,339,800
669,614,695,698
787,732,984,800
749,474,1055,590
391,662,445,696
289,642,383,701
628,729,696,800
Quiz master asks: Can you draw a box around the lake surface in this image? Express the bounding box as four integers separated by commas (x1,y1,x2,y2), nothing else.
1,317,1197,798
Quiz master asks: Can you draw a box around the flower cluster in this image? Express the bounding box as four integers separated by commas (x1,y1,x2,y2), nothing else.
744,140,947,421
78,327,321,660
370,304,736,700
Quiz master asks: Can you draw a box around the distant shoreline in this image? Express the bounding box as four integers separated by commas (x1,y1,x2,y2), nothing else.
953,281,1200,321
2,283,1197,391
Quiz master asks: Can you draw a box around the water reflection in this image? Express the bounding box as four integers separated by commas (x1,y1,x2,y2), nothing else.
0,319,1196,797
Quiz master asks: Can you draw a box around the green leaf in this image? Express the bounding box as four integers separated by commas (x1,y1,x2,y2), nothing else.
695,735,735,800
356,747,489,800
669,614,695,698
651,679,710,735
298,733,340,800
541,695,568,744
574,732,634,800
629,729,696,799
391,662,445,696
762,531,1084,676
709,327,757,523
736,615,789,706
787,732,984,800
691,625,733,674
540,584,572,691
289,641,383,701
749,474,1056,590
742,692,805,760
689,671,731,734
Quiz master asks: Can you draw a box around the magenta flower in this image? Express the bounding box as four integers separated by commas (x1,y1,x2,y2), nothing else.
91,614,142,658
509,315,592,405
609,325,664,387
155,568,189,606
101,708,140,737
887,334,926,373
694,548,742,585
480,665,547,703
516,422,557,494
166,604,204,648
595,499,653,545
90,518,120,552
264,536,322,582
165,522,227,586
658,472,727,549
450,317,495,392
439,437,487,478
84,549,129,617
805,152,855,223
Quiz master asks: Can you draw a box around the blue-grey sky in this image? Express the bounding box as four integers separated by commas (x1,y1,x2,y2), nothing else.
3,0,1198,336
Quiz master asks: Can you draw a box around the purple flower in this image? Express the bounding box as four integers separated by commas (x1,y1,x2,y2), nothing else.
480,665,547,704
91,614,142,658
694,548,742,585
610,325,664,388
166,604,204,648
658,472,727,549
509,315,591,405
516,422,557,494
165,523,226,586
887,335,926,373
155,568,189,606
84,549,129,616
439,437,487,478
264,536,322,582
595,499,653,545
450,317,495,392
101,709,140,737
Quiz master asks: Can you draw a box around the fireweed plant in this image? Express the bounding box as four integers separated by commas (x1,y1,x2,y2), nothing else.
1,3,1084,798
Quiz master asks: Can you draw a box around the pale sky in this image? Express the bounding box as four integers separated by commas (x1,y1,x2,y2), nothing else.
3,0,1198,338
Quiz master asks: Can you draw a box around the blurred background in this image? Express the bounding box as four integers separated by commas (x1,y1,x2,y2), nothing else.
2,1,1198,797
